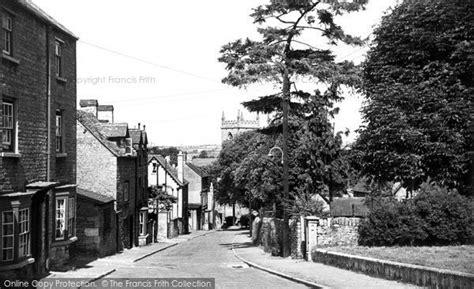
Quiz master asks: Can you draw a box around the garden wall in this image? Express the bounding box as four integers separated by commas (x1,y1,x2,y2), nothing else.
312,249,474,289
316,217,360,247
251,216,360,258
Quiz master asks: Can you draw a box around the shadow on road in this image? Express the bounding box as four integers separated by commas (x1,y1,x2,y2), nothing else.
219,241,255,250
54,255,98,272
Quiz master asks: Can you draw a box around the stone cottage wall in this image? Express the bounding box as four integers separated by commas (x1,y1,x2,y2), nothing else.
316,217,360,247
290,217,304,259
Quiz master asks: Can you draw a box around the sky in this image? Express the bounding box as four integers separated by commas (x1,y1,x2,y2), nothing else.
34,0,397,146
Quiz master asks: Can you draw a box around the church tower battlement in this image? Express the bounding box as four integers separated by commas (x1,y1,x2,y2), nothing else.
221,109,260,143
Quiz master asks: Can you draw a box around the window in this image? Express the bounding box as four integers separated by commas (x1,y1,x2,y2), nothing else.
55,40,63,77
55,196,75,240
2,14,12,55
2,211,14,261
123,182,129,202
55,197,66,240
18,209,30,258
152,163,157,174
56,111,63,152
2,101,14,152
67,198,75,237
139,211,146,236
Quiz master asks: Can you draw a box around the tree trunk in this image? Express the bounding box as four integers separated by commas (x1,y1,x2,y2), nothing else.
232,201,236,225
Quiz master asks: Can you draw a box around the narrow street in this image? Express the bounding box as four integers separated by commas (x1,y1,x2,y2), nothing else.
107,230,310,289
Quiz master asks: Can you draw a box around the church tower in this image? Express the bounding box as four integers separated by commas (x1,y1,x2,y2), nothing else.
221,109,260,144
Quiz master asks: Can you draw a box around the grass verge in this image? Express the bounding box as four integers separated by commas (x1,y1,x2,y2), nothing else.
323,245,474,274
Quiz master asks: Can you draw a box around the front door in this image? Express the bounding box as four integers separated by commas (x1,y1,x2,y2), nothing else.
31,191,47,278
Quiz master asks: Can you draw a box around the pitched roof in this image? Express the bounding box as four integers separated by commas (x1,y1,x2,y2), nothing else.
186,162,209,177
129,129,143,145
352,179,371,193
79,99,98,108
98,105,114,111
18,0,78,39
330,197,368,217
77,110,131,157
77,188,114,204
101,123,129,138
148,154,188,186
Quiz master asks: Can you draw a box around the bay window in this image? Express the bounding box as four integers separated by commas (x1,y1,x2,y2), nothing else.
2,211,14,261
18,209,30,258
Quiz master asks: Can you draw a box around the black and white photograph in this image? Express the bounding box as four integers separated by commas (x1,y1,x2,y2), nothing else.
0,0,472,288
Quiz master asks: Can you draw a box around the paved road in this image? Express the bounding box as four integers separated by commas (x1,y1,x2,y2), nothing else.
108,230,310,289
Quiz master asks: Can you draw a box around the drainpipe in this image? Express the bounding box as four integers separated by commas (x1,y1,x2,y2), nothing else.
44,24,52,272
46,26,51,182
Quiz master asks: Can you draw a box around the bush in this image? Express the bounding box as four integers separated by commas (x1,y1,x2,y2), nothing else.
359,184,474,246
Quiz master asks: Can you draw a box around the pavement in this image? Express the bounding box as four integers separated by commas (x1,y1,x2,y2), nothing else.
231,230,422,289
43,230,213,282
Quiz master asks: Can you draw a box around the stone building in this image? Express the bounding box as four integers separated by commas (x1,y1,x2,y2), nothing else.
0,0,78,279
148,154,188,239
184,162,210,231
129,124,149,245
76,102,150,251
75,188,116,258
221,110,260,143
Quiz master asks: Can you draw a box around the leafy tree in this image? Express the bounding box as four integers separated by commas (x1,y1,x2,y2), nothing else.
353,0,474,194
215,131,275,208
148,185,177,211
197,150,210,159
148,146,179,166
219,0,367,256
219,0,366,256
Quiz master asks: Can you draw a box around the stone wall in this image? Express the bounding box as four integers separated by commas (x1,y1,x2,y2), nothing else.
312,249,474,288
0,1,77,279
0,1,76,191
74,198,117,258
168,218,180,239
76,124,117,197
251,217,283,256
290,217,304,259
251,216,360,258
316,217,360,248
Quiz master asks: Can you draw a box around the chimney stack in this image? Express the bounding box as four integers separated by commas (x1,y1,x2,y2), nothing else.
79,99,99,118
125,138,133,155
177,151,184,182
97,105,114,123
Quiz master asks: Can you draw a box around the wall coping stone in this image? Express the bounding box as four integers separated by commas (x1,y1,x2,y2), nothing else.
314,249,474,281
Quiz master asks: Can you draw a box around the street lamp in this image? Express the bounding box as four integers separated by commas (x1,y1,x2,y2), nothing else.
268,144,290,257
267,146,284,164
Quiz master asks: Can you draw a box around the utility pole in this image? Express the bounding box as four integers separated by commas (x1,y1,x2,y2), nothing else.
281,66,290,258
